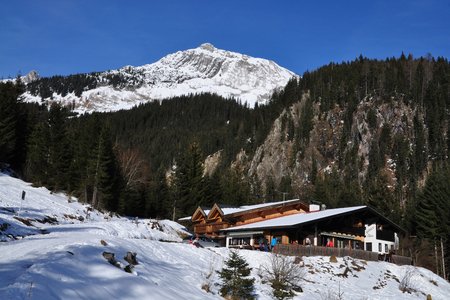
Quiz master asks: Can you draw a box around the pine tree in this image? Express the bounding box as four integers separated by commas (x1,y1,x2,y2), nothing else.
414,165,450,277
0,82,20,164
415,166,450,238
367,139,381,181
83,123,122,211
202,171,222,207
220,168,251,206
47,103,73,191
378,123,392,163
265,175,277,202
26,122,50,185
145,172,171,218
279,175,292,198
413,112,427,177
366,173,400,223
310,156,318,185
72,114,102,203
172,142,206,217
217,251,255,300
94,125,121,211
313,169,341,208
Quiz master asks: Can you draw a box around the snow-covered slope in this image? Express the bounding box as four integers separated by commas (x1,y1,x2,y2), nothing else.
1,173,449,300
21,43,296,114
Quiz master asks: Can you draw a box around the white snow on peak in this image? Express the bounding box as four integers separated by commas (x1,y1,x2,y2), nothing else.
1,70,39,84
21,44,297,114
199,43,216,51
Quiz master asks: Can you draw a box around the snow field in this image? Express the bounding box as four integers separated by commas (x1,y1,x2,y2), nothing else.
1,173,449,300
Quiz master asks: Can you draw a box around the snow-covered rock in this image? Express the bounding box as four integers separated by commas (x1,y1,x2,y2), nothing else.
1,70,39,84
21,43,297,114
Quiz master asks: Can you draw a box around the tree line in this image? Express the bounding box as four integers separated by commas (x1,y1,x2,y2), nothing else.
0,53,448,276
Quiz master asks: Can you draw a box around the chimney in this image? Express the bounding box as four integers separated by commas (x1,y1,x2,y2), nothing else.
309,204,320,212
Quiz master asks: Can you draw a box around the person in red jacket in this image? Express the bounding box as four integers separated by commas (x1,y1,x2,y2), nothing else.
326,238,334,247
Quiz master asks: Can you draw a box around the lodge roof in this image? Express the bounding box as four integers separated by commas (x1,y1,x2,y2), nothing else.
178,199,306,221
221,205,405,233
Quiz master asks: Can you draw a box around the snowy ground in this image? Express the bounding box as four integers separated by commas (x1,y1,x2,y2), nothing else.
1,173,449,299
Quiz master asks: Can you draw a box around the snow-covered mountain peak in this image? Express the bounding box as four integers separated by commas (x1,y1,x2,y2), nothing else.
22,44,297,114
199,42,216,51
22,70,40,84
1,70,39,84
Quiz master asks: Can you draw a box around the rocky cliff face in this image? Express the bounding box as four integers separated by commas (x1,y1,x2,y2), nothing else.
238,93,423,197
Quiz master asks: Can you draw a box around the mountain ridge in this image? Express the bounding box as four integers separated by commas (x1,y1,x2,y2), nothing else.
22,43,296,113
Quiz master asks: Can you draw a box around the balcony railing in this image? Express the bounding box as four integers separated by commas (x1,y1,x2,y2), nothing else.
273,244,412,266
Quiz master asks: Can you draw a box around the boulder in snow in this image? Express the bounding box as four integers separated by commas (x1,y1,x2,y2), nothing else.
124,251,138,265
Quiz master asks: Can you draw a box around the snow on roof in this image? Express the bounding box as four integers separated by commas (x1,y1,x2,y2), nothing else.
220,199,301,216
222,205,367,231
178,199,302,221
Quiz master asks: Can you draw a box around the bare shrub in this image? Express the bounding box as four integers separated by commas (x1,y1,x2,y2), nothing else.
399,266,417,293
115,146,149,189
262,254,306,299
202,256,218,294
319,282,344,300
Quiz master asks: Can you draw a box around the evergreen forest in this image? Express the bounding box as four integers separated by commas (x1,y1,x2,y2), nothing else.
1,53,449,275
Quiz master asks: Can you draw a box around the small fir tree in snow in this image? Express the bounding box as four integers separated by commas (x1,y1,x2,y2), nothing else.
217,251,255,300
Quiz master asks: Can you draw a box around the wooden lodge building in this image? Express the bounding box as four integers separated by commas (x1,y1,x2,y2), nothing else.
180,199,404,256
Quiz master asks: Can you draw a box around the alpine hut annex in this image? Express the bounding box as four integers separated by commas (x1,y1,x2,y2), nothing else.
180,199,405,257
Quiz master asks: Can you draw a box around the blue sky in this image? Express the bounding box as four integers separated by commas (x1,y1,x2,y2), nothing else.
1,0,449,78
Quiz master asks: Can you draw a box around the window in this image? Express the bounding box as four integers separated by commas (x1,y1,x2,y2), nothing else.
378,243,382,252
230,237,251,246
366,242,372,251
385,244,388,253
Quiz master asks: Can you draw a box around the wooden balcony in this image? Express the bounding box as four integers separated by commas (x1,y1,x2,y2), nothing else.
194,222,230,235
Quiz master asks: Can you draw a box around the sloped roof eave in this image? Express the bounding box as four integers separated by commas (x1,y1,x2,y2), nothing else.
221,205,406,233
191,206,207,222
224,199,307,218
206,203,225,220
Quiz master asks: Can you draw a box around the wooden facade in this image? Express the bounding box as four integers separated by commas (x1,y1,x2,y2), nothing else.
183,201,405,258
188,199,309,241
222,205,405,256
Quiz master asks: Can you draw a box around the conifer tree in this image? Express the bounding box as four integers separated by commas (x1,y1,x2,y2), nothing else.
413,113,427,177
265,176,277,202
217,251,255,300
145,171,171,218
366,173,399,223
72,114,102,203
26,122,50,185
221,168,251,206
414,165,450,277
47,103,72,190
172,142,206,217
0,82,20,164
94,125,121,211
202,171,222,207
310,156,318,185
